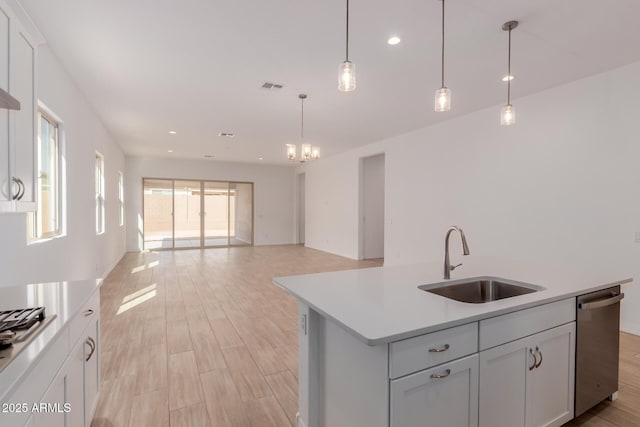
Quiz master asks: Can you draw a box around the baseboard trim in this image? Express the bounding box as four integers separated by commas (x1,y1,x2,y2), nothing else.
621,320,640,336
101,251,125,280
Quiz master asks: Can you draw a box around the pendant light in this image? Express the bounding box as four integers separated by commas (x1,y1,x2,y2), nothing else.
434,0,450,112
500,20,518,126
286,94,320,162
338,0,356,92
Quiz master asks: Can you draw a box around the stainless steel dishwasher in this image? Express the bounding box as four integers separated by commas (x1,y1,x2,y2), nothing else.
575,285,624,417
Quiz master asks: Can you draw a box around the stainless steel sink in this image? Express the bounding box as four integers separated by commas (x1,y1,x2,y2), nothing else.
419,276,544,303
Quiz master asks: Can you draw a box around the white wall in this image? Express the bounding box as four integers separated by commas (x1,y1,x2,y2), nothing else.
300,60,640,334
125,156,295,250
0,46,126,286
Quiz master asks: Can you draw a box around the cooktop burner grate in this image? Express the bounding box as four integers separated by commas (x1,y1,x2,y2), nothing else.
0,307,46,333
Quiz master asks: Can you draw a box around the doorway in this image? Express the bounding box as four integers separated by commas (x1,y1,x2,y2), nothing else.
143,178,254,250
297,173,305,244
360,154,385,260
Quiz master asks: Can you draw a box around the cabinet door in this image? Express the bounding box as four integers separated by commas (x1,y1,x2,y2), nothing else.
83,316,100,426
391,354,479,427
0,6,10,208
67,333,86,427
10,19,36,209
479,338,529,427
33,368,66,427
525,322,575,427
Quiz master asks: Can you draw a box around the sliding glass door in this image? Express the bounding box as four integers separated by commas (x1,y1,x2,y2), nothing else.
143,179,173,250
230,182,253,246
173,180,202,248
142,178,253,250
203,181,230,247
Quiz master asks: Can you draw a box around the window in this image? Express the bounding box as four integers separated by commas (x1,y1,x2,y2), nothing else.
95,152,105,234
118,171,124,226
27,110,62,240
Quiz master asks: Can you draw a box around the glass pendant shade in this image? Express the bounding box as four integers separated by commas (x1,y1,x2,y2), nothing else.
301,143,312,161
339,61,356,92
500,104,515,126
434,87,451,112
311,146,320,160
286,144,296,160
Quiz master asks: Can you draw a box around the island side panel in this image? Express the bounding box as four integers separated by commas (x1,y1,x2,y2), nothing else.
298,303,390,427
298,302,321,427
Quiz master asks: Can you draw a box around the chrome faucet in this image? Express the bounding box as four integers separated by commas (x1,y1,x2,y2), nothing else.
444,226,470,279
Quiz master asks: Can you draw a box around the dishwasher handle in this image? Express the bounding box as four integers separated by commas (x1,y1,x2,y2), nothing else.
578,292,624,310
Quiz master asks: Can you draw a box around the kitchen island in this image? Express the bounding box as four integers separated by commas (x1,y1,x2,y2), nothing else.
273,256,632,427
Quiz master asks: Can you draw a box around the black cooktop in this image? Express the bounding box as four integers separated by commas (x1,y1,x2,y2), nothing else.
0,307,46,333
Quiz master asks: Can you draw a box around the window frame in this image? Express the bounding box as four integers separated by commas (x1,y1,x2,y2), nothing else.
28,107,63,241
95,151,105,235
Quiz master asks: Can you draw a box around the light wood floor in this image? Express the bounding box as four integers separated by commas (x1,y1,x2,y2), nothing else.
92,245,640,427
92,245,382,427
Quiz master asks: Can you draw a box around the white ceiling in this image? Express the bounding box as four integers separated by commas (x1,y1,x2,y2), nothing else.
18,0,640,164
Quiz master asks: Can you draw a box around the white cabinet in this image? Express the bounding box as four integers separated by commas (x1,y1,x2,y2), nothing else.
33,366,66,427
391,354,479,427
479,322,575,427
66,333,86,427
10,15,36,210
82,310,100,425
0,288,100,427
64,289,101,427
0,0,37,212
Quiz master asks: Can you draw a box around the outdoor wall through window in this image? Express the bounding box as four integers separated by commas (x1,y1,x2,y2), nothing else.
142,178,254,250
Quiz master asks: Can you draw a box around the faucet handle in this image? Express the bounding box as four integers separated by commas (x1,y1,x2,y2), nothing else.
450,263,463,271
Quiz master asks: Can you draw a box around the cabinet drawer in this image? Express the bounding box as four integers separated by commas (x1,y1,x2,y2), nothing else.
479,298,575,351
390,353,479,427
389,322,478,379
69,291,100,348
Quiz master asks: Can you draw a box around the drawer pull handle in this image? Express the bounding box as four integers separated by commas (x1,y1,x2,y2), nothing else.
529,348,537,371
428,344,450,353
430,369,451,379
534,346,543,369
83,309,94,317
85,337,96,362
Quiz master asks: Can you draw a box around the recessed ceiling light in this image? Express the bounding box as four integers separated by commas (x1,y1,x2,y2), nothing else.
167,149,173,153
502,74,514,82
218,132,235,138
168,130,177,135
258,157,263,161
387,36,401,46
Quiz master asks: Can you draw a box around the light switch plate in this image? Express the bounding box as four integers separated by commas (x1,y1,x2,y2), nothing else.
635,232,640,243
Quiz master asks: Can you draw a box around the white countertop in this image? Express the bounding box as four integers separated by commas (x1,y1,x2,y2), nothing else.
273,256,632,346
0,279,102,400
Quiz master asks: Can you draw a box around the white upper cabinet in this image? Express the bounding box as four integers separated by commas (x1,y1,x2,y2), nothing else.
0,0,38,213
10,18,36,210
0,7,10,209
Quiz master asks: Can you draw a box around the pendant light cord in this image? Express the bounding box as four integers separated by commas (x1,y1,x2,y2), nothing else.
441,0,445,88
507,27,512,105
301,97,304,141
345,0,350,62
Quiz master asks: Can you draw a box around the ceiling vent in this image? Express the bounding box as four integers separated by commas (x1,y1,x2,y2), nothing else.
218,132,234,138
261,82,284,90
